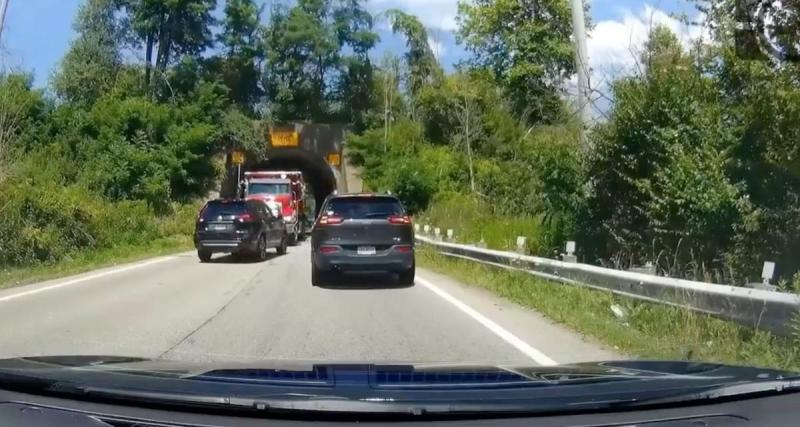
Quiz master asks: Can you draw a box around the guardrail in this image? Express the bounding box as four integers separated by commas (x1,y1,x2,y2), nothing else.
416,235,800,336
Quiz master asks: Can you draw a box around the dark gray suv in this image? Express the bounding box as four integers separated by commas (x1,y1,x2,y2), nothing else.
310,194,415,286
195,199,288,262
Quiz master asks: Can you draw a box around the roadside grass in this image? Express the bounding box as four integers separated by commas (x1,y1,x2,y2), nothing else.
0,235,193,290
418,249,800,371
416,193,544,253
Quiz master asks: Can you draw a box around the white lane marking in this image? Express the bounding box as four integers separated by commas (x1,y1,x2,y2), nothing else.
415,276,558,366
0,255,180,303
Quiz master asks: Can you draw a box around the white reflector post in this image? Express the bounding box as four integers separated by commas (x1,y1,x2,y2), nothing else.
762,261,776,284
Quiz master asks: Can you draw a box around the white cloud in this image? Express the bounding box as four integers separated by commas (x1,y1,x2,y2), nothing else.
588,5,707,88
369,0,460,31
574,4,709,118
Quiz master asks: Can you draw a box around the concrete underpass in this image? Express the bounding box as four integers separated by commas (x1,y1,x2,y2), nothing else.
221,123,362,214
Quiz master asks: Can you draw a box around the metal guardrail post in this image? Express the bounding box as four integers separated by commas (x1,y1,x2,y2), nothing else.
515,236,526,254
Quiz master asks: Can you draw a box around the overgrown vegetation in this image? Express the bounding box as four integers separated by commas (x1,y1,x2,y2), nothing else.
0,0,264,275
349,1,800,286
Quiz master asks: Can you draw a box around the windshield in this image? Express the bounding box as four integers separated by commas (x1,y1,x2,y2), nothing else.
323,197,404,219
249,182,290,195
202,201,247,218
1,0,799,418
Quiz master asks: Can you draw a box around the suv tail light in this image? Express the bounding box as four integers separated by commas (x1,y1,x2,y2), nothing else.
319,245,340,254
237,213,254,222
388,215,411,225
319,215,343,225
394,245,413,253
197,205,208,223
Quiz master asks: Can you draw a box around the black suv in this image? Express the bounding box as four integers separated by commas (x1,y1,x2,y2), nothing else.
195,199,288,262
310,194,414,286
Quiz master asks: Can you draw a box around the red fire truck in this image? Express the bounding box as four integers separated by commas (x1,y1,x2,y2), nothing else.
243,171,307,244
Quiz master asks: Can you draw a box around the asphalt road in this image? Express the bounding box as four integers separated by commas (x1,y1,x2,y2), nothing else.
0,242,619,365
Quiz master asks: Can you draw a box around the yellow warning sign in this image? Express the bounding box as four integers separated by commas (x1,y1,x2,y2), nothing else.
271,130,300,147
231,150,245,164
327,153,341,166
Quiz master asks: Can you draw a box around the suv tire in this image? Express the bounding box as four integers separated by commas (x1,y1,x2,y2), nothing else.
312,266,334,287
398,263,415,286
198,250,212,263
257,235,269,261
276,234,288,255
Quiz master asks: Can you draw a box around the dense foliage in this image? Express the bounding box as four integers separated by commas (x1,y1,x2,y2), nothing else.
349,2,800,286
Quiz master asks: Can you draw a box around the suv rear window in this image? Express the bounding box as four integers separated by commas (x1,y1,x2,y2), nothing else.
323,197,404,219
202,201,248,218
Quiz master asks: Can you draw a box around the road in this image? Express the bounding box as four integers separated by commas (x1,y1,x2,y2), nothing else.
0,242,618,365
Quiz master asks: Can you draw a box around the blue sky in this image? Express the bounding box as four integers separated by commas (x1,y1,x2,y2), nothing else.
1,0,699,92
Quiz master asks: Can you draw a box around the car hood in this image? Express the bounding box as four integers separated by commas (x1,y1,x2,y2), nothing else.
0,356,796,415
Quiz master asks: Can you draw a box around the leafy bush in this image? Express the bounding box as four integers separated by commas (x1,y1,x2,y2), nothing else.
385,160,434,214
582,28,748,278
0,177,195,267
417,192,548,254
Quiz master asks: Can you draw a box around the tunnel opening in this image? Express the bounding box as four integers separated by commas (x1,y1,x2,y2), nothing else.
250,150,338,217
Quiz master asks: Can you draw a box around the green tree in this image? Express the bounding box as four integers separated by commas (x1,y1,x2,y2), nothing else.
457,0,576,124
215,0,264,111
263,0,378,125
386,9,443,105
334,0,379,131
714,52,800,280
263,0,339,121
694,0,800,62
585,26,740,277
118,0,216,96
376,53,404,148
53,0,123,104
0,74,46,176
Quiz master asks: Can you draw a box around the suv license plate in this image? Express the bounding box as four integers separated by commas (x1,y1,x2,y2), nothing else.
357,246,376,255
211,224,228,231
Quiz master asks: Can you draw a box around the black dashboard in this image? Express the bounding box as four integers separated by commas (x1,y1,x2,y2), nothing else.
1,388,798,427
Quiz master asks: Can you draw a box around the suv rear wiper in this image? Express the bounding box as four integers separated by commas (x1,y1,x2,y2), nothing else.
362,212,396,218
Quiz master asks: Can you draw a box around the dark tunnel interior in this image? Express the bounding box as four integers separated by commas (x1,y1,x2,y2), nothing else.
251,151,337,217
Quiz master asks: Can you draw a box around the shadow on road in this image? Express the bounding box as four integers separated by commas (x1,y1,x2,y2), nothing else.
315,272,414,290
205,253,280,264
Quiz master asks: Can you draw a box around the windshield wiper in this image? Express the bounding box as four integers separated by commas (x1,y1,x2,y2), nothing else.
628,378,800,407
48,378,800,415
3,369,799,416
48,385,408,414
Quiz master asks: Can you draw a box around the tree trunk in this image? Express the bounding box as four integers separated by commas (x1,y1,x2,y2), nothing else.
383,72,390,152
465,101,475,193
154,11,173,95
316,56,325,119
145,33,154,89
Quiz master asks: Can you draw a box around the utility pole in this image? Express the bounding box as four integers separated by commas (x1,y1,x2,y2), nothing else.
570,0,591,147
0,0,9,46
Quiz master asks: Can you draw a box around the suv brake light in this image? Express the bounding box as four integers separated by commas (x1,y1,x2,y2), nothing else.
237,213,254,222
388,215,411,225
319,215,343,225
197,205,208,223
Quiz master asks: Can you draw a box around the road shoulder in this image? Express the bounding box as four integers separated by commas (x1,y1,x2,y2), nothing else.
416,267,623,364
